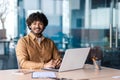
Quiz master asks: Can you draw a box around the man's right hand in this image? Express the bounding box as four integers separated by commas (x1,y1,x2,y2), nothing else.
43,60,56,68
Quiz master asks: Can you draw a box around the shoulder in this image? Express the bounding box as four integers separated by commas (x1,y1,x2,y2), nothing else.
17,35,30,44
44,37,54,43
43,37,56,46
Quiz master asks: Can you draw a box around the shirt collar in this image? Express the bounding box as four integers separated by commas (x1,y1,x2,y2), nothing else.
29,32,45,41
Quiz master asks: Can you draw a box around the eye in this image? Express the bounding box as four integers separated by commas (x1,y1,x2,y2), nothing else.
33,22,37,25
32,22,37,25
39,22,44,26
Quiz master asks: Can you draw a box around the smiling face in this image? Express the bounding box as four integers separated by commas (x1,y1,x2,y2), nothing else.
26,12,48,37
30,21,45,36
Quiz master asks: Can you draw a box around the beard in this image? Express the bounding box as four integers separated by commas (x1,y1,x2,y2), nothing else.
30,26,46,37
31,29,43,37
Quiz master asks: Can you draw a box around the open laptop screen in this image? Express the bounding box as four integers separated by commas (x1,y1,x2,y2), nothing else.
42,47,90,72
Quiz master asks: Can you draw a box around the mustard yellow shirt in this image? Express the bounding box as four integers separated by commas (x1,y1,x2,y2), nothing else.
16,32,61,69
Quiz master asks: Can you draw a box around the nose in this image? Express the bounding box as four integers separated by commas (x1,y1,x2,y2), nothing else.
35,23,39,28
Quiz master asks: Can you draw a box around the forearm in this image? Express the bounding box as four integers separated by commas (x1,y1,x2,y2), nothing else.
19,60,44,69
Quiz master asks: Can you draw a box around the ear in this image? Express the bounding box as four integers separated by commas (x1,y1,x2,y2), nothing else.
29,26,32,30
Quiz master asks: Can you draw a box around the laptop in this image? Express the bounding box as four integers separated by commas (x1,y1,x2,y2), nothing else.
42,47,90,72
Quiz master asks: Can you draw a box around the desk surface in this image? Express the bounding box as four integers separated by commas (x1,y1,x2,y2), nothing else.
0,64,119,80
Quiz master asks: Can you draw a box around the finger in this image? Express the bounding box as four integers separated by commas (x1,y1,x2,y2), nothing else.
55,62,61,69
47,60,56,68
56,60,61,65
54,59,60,64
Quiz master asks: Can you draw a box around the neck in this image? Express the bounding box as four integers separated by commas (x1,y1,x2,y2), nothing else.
36,34,42,38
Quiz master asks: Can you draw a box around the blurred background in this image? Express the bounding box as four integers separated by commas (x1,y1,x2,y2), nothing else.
0,0,120,70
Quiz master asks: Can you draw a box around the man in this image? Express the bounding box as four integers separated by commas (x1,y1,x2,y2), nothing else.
16,12,62,69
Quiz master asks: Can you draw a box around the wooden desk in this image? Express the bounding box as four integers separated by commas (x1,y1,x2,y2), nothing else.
0,64,119,80
58,64,120,80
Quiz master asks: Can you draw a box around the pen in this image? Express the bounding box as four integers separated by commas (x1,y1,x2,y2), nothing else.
92,57,101,70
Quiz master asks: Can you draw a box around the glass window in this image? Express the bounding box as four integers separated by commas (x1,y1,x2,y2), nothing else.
0,0,17,39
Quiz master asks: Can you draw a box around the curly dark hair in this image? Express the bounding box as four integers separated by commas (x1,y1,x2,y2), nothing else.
26,12,48,29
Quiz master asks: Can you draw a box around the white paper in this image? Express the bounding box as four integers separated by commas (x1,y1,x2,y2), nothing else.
112,76,120,79
32,72,56,78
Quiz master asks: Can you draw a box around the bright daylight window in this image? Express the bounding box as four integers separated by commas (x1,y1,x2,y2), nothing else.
0,0,17,39
62,0,70,34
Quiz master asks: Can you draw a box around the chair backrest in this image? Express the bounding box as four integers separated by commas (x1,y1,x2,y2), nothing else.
16,55,21,69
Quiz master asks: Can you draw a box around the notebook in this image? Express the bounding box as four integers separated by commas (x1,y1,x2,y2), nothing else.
42,47,90,72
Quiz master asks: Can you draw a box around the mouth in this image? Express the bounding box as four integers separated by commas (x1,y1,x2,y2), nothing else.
36,28,40,31
34,28,41,31
33,28,41,33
